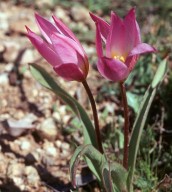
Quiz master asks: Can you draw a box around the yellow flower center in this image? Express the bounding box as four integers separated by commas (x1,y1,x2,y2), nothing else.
113,55,125,62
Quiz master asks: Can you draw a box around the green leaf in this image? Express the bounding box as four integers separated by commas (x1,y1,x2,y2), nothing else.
70,144,104,186
70,145,128,192
128,59,168,192
29,64,97,148
127,92,140,114
101,161,128,192
151,59,168,88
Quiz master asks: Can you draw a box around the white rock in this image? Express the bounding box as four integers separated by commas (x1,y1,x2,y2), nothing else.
20,140,31,151
20,49,34,65
39,117,58,140
0,73,9,85
25,166,40,185
7,162,24,178
55,140,62,148
5,63,13,72
0,13,9,31
45,146,57,157
52,112,61,122
71,6,89,22
62,142,70,150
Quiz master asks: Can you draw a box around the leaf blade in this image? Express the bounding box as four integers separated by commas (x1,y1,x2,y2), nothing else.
127,59,168,191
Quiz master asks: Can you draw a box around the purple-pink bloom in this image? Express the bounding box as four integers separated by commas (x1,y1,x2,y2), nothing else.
26,13,89,82
90,8,156,82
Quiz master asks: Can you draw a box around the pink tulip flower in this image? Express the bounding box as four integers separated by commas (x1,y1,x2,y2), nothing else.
26,13,89,82
90,8,156,82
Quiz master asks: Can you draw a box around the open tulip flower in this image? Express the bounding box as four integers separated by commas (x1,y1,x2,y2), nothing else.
26,13,89,82
90,8,156,82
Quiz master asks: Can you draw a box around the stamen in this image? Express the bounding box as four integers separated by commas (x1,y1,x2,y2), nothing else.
114,55,125,62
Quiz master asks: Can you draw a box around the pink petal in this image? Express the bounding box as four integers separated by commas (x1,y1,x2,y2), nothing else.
26,26,61,67
89,12,110,42
106,12,125,58
35,13,60,44
52,15,87,59
53,63,86,81
125,55,139,71
52,15,80,43
124,8,141,54
50,33,86,68
95,23,103,57
128,43,156,57
97,57,129,82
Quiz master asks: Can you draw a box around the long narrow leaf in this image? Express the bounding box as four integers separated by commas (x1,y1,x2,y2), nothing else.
29,64,98,148
102,161,128,192
127,59,168,191
70,144,104,186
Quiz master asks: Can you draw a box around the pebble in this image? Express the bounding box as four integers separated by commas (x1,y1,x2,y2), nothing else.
55,7,70,24
35,0,54,8
25,166,40,185
46,146,57,157
55,140,62,148
52,111,61,122
9,20,38,35
3,41,21,63
0,12,9,31
0,73,9,85
31,150,41,162
61,149,69,158
70,6,94,28
4,63,14,72
39,117,58,140
0,153,8,176
20,140,31,151
71,6,89,22
20,49,35,65
42,156,55,166
7,162,24,178
62,142,70,150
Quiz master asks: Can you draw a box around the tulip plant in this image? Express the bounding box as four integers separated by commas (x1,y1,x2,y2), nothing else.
26,8,167,192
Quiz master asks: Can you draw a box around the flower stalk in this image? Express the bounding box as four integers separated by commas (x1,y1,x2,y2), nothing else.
119,82,129,170
82,80,104,154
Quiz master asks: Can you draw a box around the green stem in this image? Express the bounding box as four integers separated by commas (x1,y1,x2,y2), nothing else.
82,80,103,154
119,82,129,170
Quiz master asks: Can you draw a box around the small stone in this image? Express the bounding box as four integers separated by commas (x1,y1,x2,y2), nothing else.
5,63,13,72
52,112,61,122
0,73,9,85
9,20,38,35
71,6,89,22
70,6,94,28
25,166,40,185
45,146,57,157
31,150,41,162
0,44,5,53
0,153,8,176
55,7,70,24
42,156,55,166
20,140,31,151
55,140,62,148
39,118,58,140
0,12,9,31
35,0,54,9
7,162,24,178
20,49,35,65
62,142,70,150
61,149,69,158
3,41,21,63
13,177,24,190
